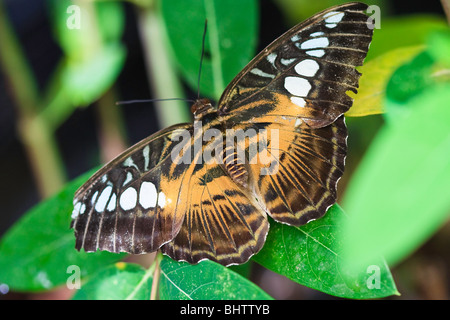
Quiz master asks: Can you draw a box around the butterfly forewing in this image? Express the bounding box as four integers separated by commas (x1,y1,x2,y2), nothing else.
218,2,373,128
71,2,374,266
71,124,193,254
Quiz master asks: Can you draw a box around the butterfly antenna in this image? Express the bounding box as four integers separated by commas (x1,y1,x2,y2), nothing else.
116,98,195,106
197,19,208,100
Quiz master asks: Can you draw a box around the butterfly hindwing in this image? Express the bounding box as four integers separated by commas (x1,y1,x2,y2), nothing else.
249,116,346,225
162,162,269,266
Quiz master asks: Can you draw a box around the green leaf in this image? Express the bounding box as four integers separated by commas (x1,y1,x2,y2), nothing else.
366,15,447,61
385,51,434,105
253,205,399,299
159,256,272,300
48,0,125,58
47,0,127,107
346,46,424,117
427,30,450,67
0,168,125,292
61,43,126,106
160,0,259,100
342,84,450,270
72,262,153,300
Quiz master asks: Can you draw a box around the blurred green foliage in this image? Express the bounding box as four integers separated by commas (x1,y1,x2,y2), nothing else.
341,28,450,271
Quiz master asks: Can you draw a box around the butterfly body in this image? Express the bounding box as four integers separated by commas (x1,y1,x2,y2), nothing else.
72,2,373,266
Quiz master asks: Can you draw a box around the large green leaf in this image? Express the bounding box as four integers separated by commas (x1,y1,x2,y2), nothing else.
341,83,450,270
160,0,259,100
72,262,153,300
61,43,126,106
47,0,127,108
159,256,272,300
48,0,125,58
365,15,447,61
427,30,450,67
346,46,424,117
253,205,399,299
0,168,125,292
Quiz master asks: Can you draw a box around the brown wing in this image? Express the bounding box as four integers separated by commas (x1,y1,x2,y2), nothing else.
217,2,373,128
223,109,347,226
72,121,268,266
71,124,193,254
161,161,269,266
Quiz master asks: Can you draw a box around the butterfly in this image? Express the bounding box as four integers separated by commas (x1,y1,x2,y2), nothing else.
71,2,374,266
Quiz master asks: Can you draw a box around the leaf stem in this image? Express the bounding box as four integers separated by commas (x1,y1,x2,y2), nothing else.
136,3,191,128
440,0,450,25
203,0,225,100
150,252,162,300
0,0,66,197
124,259,156,300
95,87,128,162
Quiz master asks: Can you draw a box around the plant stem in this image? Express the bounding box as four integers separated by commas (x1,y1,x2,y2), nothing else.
95,87,128,162
150,252,161,300
136,2,192,128
204,0,225,100
0,0,66,198
440,0,450,25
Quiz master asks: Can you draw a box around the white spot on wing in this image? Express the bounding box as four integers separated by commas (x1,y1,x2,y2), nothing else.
290,97,306,108
294,59,320,77
284,77,312,97
158,192,166,208
306,49,325,57
267,53,277,66
72,202,81,218
250,68,275,79
324,11,345,24
123,171,133,186
310,31,325,37
120,187,137,211
139,181,157,209
300,37,329,50
95,186,112,212
91,191,99,205
107,193,116,211
291,34,300,42
143,145,150,171
280,58,296,66
123,156,139,171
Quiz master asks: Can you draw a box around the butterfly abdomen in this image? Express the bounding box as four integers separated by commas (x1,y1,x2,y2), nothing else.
222,144,248,188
